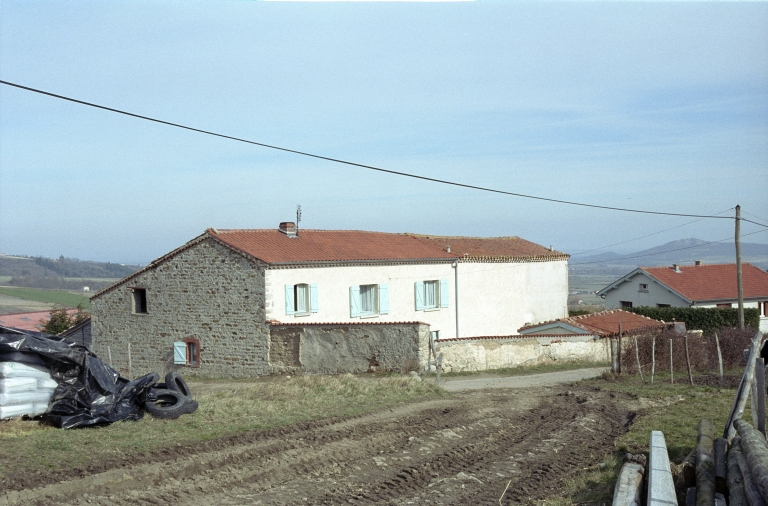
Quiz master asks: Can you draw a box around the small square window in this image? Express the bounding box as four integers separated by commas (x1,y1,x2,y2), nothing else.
639,283,648,292
360,284,379,315
132,288,147,314
174,338,200,367
620,301,633,309
424,280,439,309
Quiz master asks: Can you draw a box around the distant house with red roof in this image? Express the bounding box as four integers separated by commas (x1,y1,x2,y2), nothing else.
0,309,79,335
90,222,569,377
517,309,667,337
597,262,768,331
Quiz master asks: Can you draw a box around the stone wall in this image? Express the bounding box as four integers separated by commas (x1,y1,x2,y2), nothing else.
269,323,431,374
435,335,610,373
91,238,270,378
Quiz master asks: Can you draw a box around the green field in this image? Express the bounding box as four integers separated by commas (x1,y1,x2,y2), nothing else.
0,287,90,310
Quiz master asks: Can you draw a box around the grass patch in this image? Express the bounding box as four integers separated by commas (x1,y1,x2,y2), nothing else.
0,287,90,310
0,374,444,481
542,371,741,505
436,360,608,378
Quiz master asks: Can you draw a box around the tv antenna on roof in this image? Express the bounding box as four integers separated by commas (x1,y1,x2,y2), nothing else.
296,205,301,236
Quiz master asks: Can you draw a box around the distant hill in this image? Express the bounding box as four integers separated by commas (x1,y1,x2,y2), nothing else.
0,254,142,291
570,239,767,273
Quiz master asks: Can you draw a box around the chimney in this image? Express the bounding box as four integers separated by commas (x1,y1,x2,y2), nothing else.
695,260,702,266
673,264,681,273
278,222,297,238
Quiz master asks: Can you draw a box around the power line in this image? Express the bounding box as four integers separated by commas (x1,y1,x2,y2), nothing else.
570,207,734,257
741,218,768,229
742,210,768,226
570,228,768,266
0,79,737,220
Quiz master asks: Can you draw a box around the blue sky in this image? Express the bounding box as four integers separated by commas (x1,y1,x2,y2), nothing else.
1,1,767,264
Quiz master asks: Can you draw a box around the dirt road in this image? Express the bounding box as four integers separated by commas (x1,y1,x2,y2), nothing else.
2,377,630,506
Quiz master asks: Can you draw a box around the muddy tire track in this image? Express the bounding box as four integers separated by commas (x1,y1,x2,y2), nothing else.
0,386,631,506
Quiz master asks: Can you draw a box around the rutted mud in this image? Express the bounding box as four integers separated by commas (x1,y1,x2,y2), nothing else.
1,385,631,505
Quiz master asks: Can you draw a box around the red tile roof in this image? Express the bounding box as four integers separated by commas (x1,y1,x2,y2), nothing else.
210,229,565,264
410,235,565,259
0,309,78,333
642,263,768,302
518,309,665,337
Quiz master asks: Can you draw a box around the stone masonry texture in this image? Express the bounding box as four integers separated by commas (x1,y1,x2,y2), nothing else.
91,238,270,378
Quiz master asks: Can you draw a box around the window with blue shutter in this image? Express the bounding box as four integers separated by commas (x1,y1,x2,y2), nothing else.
173,342,186,364
349,286,361,317
440,279,449,308
285,285,295,315
414,281,425,311
310,283,319,313
379,284,389,315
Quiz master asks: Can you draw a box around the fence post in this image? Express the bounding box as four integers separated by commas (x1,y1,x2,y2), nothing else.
634,337,644,381
128,342,132,379
611,339,618,373
685,333,694,386
670,339,674,384
714,333,724,388
651,335,656,384
435,352,442,385
618,323,623,374
108,346,113,368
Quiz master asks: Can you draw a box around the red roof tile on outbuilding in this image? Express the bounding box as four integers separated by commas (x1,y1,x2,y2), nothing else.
518,309,665,337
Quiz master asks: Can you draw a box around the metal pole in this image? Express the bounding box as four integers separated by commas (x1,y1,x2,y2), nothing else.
453,262,459,339
736,205,744,330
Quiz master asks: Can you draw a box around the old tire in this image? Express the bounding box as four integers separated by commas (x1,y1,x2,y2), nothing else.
144,389,187,419
181,399,199,415
165,372,192,400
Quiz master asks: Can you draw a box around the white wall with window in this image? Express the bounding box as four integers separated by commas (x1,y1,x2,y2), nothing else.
265,258,568,339
266,263,456,335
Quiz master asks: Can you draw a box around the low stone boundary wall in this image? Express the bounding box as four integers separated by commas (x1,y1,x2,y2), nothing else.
269,322,431,375
435,334,610,373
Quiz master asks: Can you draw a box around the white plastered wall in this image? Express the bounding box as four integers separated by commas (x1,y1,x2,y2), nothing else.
265,258,568,339
265,263,457,338
455,259,568,337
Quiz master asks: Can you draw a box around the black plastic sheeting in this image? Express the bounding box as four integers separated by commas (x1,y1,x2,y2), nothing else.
0,330,157,429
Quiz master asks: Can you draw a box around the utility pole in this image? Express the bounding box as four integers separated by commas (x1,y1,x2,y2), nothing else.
736,205,744,330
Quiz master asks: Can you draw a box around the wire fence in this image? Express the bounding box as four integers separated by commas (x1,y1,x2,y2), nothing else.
618,327,759,382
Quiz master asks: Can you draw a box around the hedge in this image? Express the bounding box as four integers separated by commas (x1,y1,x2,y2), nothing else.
625,306,760,334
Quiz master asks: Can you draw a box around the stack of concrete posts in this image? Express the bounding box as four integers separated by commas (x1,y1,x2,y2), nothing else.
0,358,57,419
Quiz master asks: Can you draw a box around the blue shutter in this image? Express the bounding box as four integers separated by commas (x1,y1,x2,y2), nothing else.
350,286,361,317
440,279,449,308
285,285,295,315
310,283,319,313
415,281,425,311
173,342,186,364
379,284,389,315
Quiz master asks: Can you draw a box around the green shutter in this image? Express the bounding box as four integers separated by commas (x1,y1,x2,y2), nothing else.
285,285,295,315
350,286,361,317
310,283,319,313
379,284,389,315
440,279,449,308
415,281,425,311
173,342,186,364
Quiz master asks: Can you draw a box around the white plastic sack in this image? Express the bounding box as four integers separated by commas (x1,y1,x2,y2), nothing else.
0,390,55,407
37,378,58,390
0,403,34,419
30,403,49,416
0,377,38,394
0,362,52,379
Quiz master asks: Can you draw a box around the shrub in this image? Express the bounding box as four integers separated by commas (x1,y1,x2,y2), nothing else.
626,306,759,334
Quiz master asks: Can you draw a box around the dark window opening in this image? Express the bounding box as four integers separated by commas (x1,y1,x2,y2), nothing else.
620,301,633,309
132,288,147,314
716,303,732,309
657,304,671,308
183,337,200,367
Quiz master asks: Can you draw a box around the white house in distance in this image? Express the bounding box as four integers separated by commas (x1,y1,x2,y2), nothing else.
597,262,768,331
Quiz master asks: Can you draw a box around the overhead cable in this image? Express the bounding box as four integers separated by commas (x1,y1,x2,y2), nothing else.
0,79,738,220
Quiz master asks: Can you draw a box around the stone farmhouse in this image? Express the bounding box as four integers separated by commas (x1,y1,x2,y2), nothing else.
90,223,569,377
597,262,768,331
